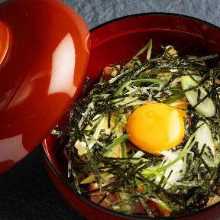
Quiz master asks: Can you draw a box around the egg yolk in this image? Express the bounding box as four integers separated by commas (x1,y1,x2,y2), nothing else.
126,103,185,154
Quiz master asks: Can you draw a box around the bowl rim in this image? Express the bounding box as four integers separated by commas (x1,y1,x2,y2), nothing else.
43,12,220,220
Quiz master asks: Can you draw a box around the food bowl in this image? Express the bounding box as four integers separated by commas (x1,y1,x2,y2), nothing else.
43,13,220,220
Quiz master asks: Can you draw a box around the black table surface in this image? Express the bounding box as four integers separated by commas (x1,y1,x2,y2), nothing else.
1,0,220,219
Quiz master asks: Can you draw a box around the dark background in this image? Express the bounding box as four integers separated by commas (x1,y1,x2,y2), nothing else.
1,0,220,219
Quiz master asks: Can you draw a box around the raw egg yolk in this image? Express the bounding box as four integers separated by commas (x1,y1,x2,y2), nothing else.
126,103,185,154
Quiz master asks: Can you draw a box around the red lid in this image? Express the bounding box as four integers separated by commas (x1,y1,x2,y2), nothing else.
0,0,89,173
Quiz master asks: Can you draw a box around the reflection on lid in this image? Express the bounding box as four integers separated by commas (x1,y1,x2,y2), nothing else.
48,33,76,96
0,134,28,162
0,20,10,67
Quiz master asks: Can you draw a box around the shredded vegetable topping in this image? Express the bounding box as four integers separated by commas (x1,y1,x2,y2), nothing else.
54,40,220,217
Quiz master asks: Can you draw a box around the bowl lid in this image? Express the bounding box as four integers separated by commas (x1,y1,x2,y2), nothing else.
0,0,89,174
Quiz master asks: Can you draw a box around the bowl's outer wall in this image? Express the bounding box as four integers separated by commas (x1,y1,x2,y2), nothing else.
44,14,220,220
0,0,89,173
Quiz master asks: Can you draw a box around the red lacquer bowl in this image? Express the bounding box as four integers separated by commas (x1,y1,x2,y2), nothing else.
43,13,220,220
0,0,89,174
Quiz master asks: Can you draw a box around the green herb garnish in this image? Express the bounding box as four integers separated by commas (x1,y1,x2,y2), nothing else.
54,40,220,218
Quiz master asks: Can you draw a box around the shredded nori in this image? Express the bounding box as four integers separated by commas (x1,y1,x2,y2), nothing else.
54,40,220,217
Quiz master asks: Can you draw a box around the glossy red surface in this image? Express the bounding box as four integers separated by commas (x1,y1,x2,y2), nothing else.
0,0,89,173
44,14,220,220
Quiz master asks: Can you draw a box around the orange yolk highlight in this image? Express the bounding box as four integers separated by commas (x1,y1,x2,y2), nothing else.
126,103,185,154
